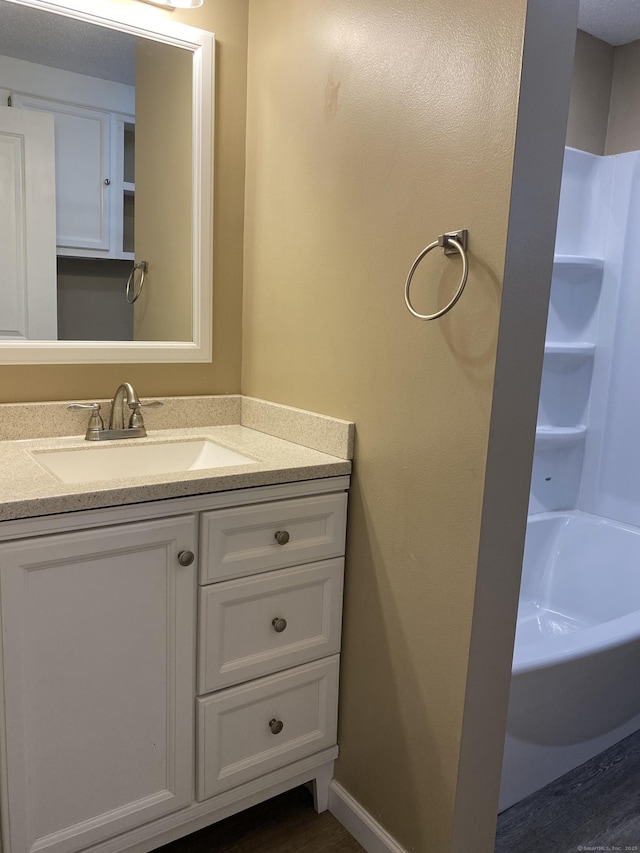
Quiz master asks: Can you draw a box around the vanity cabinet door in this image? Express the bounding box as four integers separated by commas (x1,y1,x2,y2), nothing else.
0,516,197,853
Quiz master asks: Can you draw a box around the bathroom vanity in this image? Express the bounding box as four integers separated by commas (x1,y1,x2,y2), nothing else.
0,397,352,853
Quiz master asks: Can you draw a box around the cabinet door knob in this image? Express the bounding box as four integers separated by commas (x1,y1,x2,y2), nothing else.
274,530,290,546
104,178,111,185
178,550,195,566
272,617,287,633
269,718,284,735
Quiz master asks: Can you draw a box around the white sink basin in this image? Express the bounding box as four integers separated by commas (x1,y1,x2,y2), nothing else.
31,439,256,484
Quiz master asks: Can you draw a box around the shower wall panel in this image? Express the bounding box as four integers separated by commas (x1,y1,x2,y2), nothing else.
528,147,609,515
580,151,640,526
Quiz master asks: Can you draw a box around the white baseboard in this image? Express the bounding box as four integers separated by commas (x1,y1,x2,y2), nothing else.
328,781,408,853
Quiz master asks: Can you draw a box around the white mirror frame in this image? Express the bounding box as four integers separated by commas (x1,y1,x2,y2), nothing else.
0,0,213,363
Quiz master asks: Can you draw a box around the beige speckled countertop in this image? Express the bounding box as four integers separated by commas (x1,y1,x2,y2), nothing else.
0,397,353,522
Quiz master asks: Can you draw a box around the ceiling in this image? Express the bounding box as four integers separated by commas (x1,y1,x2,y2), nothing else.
579,0,640,46
0,0,635,81
0,2,135,85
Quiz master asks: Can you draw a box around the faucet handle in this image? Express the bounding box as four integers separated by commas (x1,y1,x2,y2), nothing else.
126,400,163,410
68,402,103,418
68,403,104,436
127,399,162,429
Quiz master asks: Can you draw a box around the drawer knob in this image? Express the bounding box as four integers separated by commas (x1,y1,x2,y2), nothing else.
272,617,288,633
274,530,290,546
178,550,195,566
269,718,284,735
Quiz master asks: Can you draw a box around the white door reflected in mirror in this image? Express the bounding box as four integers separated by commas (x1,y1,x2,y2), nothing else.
0,106,57,340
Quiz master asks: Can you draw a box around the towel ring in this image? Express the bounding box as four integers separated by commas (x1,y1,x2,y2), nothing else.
404,230,469,321
126,261,149,304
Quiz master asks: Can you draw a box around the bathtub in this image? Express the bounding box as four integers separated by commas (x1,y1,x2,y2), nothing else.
499,511,640,811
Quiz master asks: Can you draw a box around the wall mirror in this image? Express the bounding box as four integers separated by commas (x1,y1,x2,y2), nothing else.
0,0,213,363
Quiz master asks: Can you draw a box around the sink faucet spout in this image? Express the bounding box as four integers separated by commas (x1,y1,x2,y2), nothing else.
108,382,141,431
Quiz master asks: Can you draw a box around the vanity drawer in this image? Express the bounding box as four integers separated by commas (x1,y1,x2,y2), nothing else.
196,656,339,801
198,558,343,692
199,493,347,583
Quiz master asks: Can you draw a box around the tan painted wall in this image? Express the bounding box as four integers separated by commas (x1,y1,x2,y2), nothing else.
607,40,640,154
0,0,247,402
566,30,613,155
242,1,577,849
134,40,192,342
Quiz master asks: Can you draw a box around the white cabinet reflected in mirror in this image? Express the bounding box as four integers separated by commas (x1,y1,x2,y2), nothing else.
0,0,213,363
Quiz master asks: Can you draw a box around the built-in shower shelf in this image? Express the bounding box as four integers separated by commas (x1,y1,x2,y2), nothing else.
553,254,604,271
544,342,596,358
536,425,587,446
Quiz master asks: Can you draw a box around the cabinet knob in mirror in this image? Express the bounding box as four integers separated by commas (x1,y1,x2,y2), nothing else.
178,550,195,566
274,530,290,546
269,718,284,735
272,617,287,633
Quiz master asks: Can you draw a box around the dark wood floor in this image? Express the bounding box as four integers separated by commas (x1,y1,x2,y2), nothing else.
152,726,640,853
496,728,640,852
156,787,364,853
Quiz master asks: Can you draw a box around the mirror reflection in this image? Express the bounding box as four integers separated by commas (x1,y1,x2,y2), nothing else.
0,1,194,343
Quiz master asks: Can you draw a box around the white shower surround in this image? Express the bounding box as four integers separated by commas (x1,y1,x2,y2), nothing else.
500,512,640,810
553,148,640,523
500,147,640,811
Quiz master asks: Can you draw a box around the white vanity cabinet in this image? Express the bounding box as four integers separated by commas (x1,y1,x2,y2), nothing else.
0,477,348,853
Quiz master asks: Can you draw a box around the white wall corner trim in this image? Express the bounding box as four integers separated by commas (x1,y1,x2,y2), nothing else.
328,782,408,853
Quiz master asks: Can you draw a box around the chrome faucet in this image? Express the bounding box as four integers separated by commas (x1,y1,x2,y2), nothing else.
109,382,143,431
68,382,162,441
